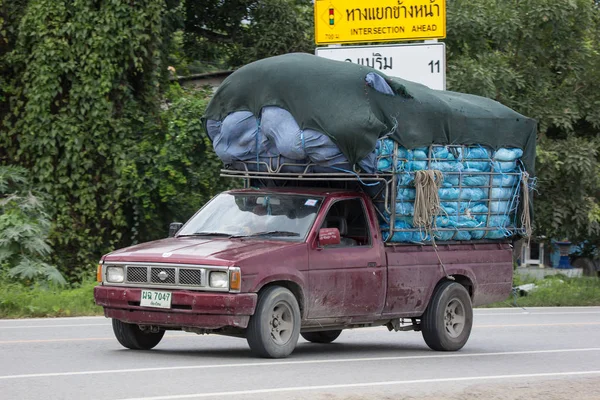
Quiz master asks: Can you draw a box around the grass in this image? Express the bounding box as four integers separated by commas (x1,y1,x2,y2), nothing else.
0,274,599,319
483,274,600,308
0,279,103,319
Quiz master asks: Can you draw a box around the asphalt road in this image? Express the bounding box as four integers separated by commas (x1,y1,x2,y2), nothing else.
1,307,600,400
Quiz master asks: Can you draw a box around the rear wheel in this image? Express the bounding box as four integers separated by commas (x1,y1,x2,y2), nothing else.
112,319,165,350
301,330,342,344
421,281,473,351
247,286,301,358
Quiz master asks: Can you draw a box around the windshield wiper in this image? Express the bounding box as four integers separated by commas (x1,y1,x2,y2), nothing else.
177,232,233,237
231,231,300,238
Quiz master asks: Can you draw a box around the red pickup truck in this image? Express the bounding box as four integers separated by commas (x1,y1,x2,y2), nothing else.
94,186,513,358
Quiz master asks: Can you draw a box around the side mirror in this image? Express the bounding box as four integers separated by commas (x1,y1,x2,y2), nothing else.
318,228,341,247
169,222,184,238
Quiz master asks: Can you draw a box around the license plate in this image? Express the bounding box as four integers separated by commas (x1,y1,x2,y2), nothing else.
140,290,172,309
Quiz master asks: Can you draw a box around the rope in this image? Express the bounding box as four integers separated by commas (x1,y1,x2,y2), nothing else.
412,169,454,280
255,118,262,172
413,170,444,228
329,166,380,187
520,171,532,241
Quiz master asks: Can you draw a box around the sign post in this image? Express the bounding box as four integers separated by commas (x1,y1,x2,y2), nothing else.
314,0,446,45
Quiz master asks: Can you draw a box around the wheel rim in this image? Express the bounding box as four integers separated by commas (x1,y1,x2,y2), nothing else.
444,298,466,338
269,301,294,345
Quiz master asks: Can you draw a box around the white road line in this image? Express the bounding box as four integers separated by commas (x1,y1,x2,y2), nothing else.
0,316,104,323
0,323,110,329
1,347,599,380
118,370,600,400
475,306,600,310
475,311,600,316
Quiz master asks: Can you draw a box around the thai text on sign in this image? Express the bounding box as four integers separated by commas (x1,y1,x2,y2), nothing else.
314,0,446,45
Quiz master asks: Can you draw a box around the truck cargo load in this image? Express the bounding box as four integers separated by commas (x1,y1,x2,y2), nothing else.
204,53,536,243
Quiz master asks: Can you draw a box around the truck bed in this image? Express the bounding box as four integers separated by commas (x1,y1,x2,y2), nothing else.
384,241,513,313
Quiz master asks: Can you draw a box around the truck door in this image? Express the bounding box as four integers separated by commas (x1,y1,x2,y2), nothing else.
307,197,386,319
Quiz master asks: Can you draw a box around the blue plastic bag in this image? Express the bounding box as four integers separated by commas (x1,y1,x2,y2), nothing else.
493,148,523,161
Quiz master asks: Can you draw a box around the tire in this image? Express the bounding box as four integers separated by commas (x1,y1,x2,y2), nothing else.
112,319,165,350
246,286,301,358
421,281,473,351
301,330,342,344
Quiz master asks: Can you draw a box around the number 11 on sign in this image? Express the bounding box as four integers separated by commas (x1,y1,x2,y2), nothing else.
429,60,441,73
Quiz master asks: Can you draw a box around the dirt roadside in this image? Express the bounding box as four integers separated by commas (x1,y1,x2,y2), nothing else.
305,377,600,400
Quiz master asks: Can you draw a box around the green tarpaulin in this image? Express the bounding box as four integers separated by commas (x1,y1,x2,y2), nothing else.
203,53,537,174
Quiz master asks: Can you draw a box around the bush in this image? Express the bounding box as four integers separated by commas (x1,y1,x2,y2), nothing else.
0,277,100,318
485,275,600,308
0,166,65,286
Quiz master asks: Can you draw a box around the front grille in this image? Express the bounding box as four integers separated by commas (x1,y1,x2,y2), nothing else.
179,269,202,286
151,267,176,284
117,264,209,289
127,267,148,283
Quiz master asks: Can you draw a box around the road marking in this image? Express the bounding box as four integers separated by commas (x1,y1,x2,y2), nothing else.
475,306,600,310
0,333,190,344
118,370,600,400
0,316,104,323
0,323,110,330
476,311,600,316
476,322,600,328
0,337,113,344
1,347,599,380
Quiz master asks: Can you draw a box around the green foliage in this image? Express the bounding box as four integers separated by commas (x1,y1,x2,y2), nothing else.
183,0,314,68
0,277,100,318
484,275,600,308
534,137,600,242
124,83,230,243
0,166,66,285
1,1,230,282
446,0,600,243
0,0,177,279
447,0,600,133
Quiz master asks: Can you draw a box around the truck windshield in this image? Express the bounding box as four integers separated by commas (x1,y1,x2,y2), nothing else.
177,193,323,241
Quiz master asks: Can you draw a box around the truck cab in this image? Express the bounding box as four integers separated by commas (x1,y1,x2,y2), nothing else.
95,187,513,358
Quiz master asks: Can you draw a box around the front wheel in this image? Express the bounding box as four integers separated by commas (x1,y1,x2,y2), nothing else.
421,281,473,351
301,330,342,344
246,286,301,358
112,319,165,350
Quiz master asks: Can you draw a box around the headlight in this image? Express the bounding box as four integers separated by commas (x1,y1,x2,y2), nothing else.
106,266,124,283
209,271,228,288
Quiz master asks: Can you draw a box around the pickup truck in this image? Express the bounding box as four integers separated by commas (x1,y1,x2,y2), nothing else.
94,186,513,358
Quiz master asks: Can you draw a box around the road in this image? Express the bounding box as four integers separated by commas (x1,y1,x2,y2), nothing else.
1,307,600,400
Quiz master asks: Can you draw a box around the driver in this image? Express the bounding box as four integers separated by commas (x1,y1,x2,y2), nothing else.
239,204,269,235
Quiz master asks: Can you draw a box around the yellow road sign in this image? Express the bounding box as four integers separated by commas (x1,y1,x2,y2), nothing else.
314,0,446,45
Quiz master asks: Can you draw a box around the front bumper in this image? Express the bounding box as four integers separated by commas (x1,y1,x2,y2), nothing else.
94,285,257,329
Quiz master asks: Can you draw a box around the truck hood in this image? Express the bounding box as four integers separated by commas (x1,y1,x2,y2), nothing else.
103,237,301,266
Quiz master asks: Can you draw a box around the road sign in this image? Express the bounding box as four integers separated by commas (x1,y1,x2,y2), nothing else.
315,43,446,90
314,0,446,45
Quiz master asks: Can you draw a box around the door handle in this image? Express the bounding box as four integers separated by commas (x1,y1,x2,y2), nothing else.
367,262,377,267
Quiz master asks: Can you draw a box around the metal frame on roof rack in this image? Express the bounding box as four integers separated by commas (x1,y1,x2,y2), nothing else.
221,162,396,238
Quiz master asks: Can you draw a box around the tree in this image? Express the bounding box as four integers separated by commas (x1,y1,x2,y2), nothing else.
445,0,600,244
0,0,228,280
183,0,314,69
